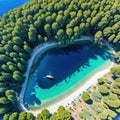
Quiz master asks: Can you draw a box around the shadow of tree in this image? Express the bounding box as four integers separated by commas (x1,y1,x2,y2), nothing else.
35,44,111,89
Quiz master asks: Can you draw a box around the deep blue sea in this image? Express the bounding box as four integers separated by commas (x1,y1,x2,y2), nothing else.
24,44,112,107
0,0,30,17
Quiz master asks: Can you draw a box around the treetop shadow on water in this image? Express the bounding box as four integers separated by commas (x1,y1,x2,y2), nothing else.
24,44,112,106
31,44,111,89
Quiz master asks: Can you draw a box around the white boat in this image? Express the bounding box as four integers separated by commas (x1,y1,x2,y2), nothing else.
46,75,54,80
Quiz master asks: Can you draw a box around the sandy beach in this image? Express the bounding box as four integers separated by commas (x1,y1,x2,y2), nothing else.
18,36,114,116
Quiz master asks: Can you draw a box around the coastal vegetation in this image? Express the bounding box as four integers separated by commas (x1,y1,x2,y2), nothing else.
0,0,119,119
3,106,71,120
77,67,120,120
81,92,91,103
68,56,120,119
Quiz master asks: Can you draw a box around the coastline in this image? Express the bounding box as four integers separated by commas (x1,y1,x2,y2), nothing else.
29,60,114,116
18,41,58,111
18,36,114,116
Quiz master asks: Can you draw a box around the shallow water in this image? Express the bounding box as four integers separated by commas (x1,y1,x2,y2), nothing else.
0,0,30,17
24,44,112,107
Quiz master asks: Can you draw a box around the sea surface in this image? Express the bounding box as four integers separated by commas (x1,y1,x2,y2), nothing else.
24,44,112,108
0,0,30,17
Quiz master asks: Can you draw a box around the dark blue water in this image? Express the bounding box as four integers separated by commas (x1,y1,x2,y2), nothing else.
24,44,112,106
32,44,111,89
114,115,120,120
0,0,30,17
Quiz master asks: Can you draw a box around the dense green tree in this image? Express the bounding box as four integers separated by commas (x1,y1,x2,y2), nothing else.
26,112,34,120
98,84,109,95
57,29,65,40
8,64,17,72
103,27,112,37
19,52,28,59
1,72,12,79
108,110,117,119
108,34,115,42
3,114,10,120
99,111,108,120
0,106,10,115
0,97,10,104
17,63,26,72
66,28,73,38
5,90,16,100
50,114,58,120
113,33,120,43
52,22,59,33
9,112,18,120
56,15,63,26
13,74,24,82
92,90,102,102
82,92,91,102
46,16,53,24
18,112,27,120
13,36,23,45
23,45,32,54
110,65,120,77
28,26,37,44
115,52,120,62
0,88,7,95
74,26,80,38
37,34,44,43
44,24,51,38
0,46,5,54
9,52,18,58
0,55,10,63
57,106,71,120
94,31,103,43
4,44,13,52
0,75,10,82
36,109,50,120
13,45,24,53
105,100,120,109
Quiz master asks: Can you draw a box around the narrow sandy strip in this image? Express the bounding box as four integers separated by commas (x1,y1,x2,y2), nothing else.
18,36,114,116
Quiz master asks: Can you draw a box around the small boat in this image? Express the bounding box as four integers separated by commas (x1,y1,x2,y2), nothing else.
46,75,54,80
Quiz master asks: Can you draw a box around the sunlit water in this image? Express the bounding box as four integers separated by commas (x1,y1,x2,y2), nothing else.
0,0,30,17
24,44,112,108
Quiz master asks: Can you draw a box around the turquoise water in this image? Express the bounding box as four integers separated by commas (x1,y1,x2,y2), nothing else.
24,44,112,107
0,0,30,17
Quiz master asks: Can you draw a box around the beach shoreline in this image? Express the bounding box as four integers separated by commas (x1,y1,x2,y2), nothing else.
18,36,114,116
29,60,114,116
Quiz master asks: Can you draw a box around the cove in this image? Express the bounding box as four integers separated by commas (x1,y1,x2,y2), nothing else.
24,43,112,108
0,0,30,17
